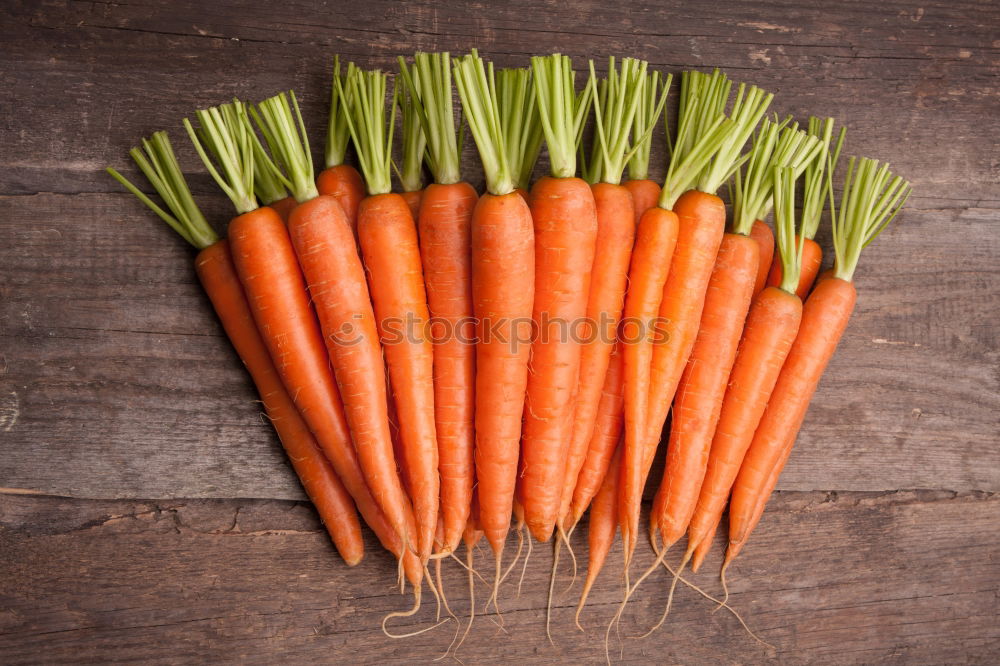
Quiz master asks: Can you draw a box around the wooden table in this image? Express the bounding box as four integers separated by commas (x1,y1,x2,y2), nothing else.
2,1,997,662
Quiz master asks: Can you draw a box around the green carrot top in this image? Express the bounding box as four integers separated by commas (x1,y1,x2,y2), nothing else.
531,53,593,179
497,66,543,191
731,116,823,236
801,117,846,241
184,100,260,215
106,131,218,250
831,157,911,282
339,68,397,196
584,57,669,186
772,165,806,294
250,91,319,204
398,52,462,186
250,122,290,206
657,69,734,209
627,68,670,182
396,63,426,193
325,56,356,170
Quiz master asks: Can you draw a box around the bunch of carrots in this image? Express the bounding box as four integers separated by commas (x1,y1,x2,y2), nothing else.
107,50,910,650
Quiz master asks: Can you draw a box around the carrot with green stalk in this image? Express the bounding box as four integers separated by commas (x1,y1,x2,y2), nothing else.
338,68,440,563
658,119,823,559
558,57,664,533
246,91,426,570
726,157,911,573
519,53,598,544
398,51,479,554
766,117,847,298
247,127,297,220
624,68,671,224
452,52,536,561
106,131,364,566
396,66,427,218
618,69,743,565
640,71,773,551
316,56,366,229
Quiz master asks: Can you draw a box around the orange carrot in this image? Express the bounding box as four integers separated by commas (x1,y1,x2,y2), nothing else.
766,117,847,299
749,220,773,295
559,58,656,530
453,53,536,555
576,442,622,623
399,52,478,553
520,54,598,542
726,157,910,569
623,67,670,224
341,68,440,562
642,74,772,558
620,69,750,564
106,133,364,567
657,119,822,554
569,343,625,526
316,57,365,228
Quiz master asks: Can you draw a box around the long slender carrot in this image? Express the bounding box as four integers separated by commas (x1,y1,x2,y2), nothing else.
398,52,478,554
623,68,670,224
558,58,662,530
248,92,423,565
641,72,773,555
316,56,365,229
338,69,440,563
657,119,822,554
453,52,536,555
665,165,807,572
569,343,625,526
106,132,364,565
766,117,847,298
726,157,911,569
575,442,622,625
518,54,598,543
619,69,747,564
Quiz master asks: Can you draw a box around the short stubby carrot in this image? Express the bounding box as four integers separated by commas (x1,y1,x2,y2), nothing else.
402,188,423,220
569,343,625,526
316,164,365,230
652,232,758,549
418,181,479,552
358,192,440,562
521,174,598,542
767,234,822,299
558,182,635,527
749,220,774,295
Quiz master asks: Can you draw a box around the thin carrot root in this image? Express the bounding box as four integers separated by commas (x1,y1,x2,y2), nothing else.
485,554,506,624
424,564,443,623
434,557,462,662
498,524,525,586
716,560,731,613
638,548,691,639
447,550,490,586
559,525,579,596
545,537,562,645
575,568,598,631
517,531,533,599
381,585,448,639
605,545,669,665
454,545,477,657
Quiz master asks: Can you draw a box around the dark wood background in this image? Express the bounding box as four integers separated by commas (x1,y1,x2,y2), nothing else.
1,0,997,662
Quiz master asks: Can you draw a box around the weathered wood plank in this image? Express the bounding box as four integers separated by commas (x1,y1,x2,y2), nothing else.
0,491,996,663
2,191,996,499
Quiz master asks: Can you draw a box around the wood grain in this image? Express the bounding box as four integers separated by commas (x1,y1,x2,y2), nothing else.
1,490,996,664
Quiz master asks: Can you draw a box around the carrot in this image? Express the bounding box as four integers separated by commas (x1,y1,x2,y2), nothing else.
657,119,823,555
665,165,808,571
337,69,440,563
558,58,662,531
397,67,426,219
106,132,364,565
568,343,625,526
246,128,296,220
398,52,477,554
641,73,773,557
316,56,365,229
619,70,749,564
251,91,427,561
518,54,598,543
453,52,535,555
766,117,847,298
749,220,773,295
726,157,910,569
575,442,622,626
623,68,670,224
